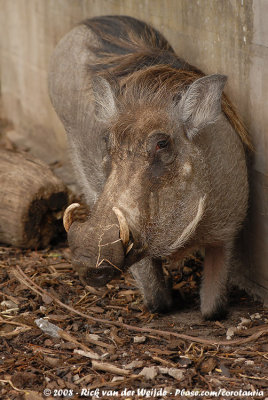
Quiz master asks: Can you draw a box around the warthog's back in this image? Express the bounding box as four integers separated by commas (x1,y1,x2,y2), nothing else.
49,15,251,151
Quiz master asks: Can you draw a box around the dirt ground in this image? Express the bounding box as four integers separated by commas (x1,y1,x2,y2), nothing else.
0,244,267,400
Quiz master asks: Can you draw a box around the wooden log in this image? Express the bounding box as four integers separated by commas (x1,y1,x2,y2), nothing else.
0,149,68,248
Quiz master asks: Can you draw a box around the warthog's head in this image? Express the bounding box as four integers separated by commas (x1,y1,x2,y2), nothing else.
65,68,227,286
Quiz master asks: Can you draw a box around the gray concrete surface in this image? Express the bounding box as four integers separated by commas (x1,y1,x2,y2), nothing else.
0,0,267,301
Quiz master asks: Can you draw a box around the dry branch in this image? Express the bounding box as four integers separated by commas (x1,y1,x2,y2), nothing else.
92,360,131,376
0,379,25,393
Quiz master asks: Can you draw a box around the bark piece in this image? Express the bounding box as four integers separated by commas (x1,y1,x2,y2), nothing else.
0,149,68,248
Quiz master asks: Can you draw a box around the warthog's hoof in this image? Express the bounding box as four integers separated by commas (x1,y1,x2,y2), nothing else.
202,305,228,321
144,289,173,314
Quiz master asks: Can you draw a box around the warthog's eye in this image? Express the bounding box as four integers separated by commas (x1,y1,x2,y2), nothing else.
156,139,169,151
147,133,175,179
147,132,173,165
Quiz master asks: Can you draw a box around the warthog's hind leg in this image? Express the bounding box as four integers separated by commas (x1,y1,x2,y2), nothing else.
200,244,231,320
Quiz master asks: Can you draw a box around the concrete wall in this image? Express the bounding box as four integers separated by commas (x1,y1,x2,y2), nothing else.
0,0,267,301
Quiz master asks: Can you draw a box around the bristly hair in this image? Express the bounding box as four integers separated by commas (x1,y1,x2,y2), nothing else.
82,15,253,150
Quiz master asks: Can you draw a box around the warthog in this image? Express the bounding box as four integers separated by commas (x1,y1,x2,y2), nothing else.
49,16,251,320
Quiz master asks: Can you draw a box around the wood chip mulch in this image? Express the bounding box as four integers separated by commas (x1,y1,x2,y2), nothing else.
0,245,267,400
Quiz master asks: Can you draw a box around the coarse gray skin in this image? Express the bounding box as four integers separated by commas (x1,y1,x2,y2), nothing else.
48,17,248,320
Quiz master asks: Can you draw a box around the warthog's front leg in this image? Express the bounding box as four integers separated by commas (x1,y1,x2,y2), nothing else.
130,258,173,313
200,244,230,320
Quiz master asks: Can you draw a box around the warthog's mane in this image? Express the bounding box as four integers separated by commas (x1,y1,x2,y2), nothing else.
82,15,252,150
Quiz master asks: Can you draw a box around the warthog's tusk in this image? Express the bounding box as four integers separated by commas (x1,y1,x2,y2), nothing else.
63,203,80,232
126,242,134,255
170,195,207,250
112,207,130,246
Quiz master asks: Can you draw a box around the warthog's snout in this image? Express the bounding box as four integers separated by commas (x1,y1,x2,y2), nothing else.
72,259,121,287
62,203,136,286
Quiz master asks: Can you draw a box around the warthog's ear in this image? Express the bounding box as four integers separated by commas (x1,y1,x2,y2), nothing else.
179,74,227,139
92,77,118,123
